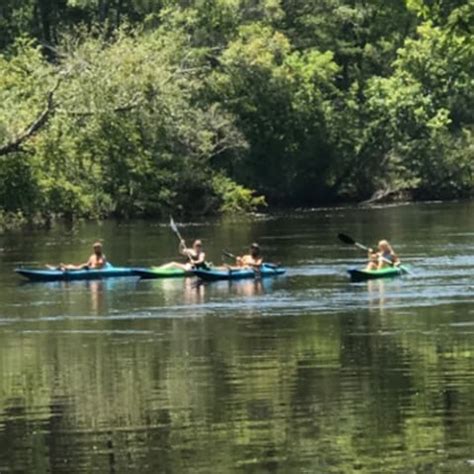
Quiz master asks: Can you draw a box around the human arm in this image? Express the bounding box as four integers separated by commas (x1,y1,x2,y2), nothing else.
178,239,188,256
238,255,262,268
236,255,248,267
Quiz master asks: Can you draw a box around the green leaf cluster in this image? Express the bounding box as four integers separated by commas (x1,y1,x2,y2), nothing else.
0,0,472,224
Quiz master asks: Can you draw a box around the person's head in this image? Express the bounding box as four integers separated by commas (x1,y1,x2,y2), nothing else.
250,242,260,258
193,240,203,252
93,241,103,256
378,240,392,253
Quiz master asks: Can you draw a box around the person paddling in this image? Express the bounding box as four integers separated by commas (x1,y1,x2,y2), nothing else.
366,240,400,271
162,239,208,271
181,239,207,270
48,241,107,271
236,243,263,269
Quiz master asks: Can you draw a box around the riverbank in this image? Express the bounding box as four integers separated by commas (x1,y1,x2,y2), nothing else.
2,195,472,235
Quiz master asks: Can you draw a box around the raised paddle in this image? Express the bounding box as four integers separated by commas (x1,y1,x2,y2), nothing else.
337,233,411,273
170,216,184,243
170,216,202,268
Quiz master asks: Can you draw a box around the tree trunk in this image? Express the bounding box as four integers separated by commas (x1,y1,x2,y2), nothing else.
37,0,52,43
98,0,110,23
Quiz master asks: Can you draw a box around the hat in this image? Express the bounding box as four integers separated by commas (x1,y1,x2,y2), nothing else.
251,242,260,250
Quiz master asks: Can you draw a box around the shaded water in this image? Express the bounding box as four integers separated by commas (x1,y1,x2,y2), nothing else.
0,202,473,473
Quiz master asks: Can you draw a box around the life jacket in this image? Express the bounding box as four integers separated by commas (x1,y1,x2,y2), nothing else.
187,251,208,269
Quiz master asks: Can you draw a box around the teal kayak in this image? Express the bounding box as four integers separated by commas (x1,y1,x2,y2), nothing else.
348,266,409,282
16,263,136,282
193,264,286,281
133,267,192,279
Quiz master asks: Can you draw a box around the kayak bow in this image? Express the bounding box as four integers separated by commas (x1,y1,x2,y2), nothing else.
348,266,409,282
193,264,286,281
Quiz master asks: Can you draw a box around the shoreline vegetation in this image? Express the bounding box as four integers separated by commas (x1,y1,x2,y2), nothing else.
0,1,472,232
0,197,471,236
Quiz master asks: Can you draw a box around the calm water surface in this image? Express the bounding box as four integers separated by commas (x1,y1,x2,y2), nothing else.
0,202,473,473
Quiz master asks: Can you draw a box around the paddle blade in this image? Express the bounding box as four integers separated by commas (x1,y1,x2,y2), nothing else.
222,250,236,260
170,216,178,234
338,233,356,245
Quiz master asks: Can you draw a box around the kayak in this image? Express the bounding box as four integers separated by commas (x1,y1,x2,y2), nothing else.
16,263,136,282
193,264,286,281
133,267,192,279
348,266,409,282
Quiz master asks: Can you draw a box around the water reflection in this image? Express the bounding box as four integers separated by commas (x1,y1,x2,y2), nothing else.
367,279,387,312
15,278,139,318
0,203,473,472
194,277,268,297
183,277,206,305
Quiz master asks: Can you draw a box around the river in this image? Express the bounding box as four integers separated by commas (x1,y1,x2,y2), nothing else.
0,202,473,473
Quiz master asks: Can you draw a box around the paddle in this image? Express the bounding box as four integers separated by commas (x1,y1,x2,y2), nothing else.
222,249,278,270
337,233,373,253
170,216,201,269
222,249,237,260
170,216,184,243
338,233,411,273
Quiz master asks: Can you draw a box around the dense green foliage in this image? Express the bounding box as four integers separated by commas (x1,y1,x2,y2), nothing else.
0,0,472,222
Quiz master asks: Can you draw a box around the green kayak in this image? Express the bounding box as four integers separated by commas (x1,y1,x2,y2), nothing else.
348,266,409,282
133,267,192,279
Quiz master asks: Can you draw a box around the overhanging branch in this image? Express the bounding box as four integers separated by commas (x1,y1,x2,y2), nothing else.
0,79,61,157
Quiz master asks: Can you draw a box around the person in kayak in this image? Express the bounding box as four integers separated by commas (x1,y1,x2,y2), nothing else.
236,243,263,269
162,239,208,271
86,242,107,269
48,242,107,271
366,240,400,270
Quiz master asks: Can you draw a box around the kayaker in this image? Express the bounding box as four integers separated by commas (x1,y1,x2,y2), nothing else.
48,241,107,271
86,242,107,269
366,240,400,270
162,239,208,271
236,243,263,269
181,239,208,269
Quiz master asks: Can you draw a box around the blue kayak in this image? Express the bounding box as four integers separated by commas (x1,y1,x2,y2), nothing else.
193,264,286,281
15,263,136,282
